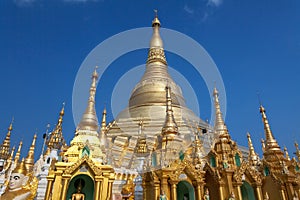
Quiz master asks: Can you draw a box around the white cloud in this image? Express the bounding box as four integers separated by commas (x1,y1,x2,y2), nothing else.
208,0,223,7
184,4,194,15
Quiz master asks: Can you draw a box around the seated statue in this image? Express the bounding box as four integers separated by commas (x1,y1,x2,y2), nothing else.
71,179,85,200
121,178,135,200
203,188,210,200
1,158,35,200
228,192,235,200
159,190,168,200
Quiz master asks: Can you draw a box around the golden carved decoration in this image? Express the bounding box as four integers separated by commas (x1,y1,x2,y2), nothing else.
63,155,103,176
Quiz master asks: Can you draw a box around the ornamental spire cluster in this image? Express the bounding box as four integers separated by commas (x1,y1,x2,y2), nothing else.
46,104,66,151
0,122,13,160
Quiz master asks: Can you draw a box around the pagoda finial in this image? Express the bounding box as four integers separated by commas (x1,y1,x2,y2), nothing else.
4,146,15,170
247,132,259,165
147,10,167,65
14,141,22,164
259,104,281,152
25,134,37,172
213,87,229,137
284,146,290,161
46,104,66,150
162,86,178,136
0,121,14,160
261,138,265,153
77,66,100,131
101,106,107,132
294,142,300,161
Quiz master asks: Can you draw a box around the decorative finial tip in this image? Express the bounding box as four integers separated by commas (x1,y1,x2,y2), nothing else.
247,132,250,138
152,10,160,27
213,86,219,96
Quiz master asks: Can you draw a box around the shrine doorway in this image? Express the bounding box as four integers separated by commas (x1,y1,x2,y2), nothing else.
241,181,256,200
177,180,195,200
66,174,94,200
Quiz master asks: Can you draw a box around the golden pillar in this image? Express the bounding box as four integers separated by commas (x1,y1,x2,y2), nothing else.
194,184,201,200
219,183,225,200
170,181,177,200
106,179,114,200
161,175,169,197
94,176,102,200
236,186,242,200
154,181,160,200
52,169,63,199
254,185,263,200
142,181,147,200
60,177,70,200
45,176,54,200
280,189,287,200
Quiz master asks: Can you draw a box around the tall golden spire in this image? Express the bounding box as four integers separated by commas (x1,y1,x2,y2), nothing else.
294,142,300,161
283,146,290,161
0,121,13,160
77,67,99,131
101,106,107,133
162,86,178,136
213,87,229,137
14,141,22,164
259,105,281,152
25,134,37,172
247,132,259,165
46,104,66,150
5,146,15,170
146,10,167,65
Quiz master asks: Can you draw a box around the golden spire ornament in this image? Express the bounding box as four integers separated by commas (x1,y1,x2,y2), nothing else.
0,121,13,160
247,132,259,165
77,67,100,131
101,106,107,133
46,104,66,150
25,134,37,172
5,146,15,170
146,10,167,65
14,141,23,164
295,142,300,161
213,87,229,137
162,86,178,136
259,105,281,152
284,146,290,161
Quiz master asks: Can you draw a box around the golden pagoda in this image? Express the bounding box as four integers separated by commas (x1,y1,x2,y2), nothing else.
44,68,115,200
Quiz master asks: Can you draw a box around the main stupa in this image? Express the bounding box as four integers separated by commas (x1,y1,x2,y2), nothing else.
105,14,213,169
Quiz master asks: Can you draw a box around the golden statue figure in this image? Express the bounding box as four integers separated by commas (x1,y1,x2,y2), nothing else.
228,192,236,200
203,188,210,200
71,179,85,200
1,158,37,200
159,190,168,200
121,178,135,200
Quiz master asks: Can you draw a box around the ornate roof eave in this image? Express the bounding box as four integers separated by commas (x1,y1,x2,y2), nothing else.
63,155,114,176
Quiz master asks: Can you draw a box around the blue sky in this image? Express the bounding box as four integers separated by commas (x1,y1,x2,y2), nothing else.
0,0,300,161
